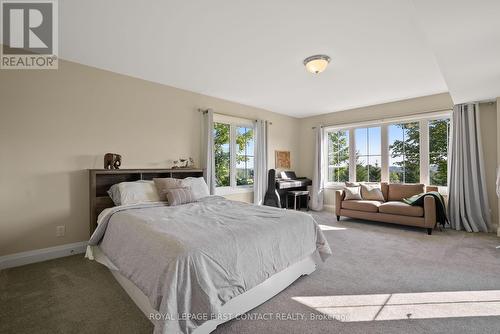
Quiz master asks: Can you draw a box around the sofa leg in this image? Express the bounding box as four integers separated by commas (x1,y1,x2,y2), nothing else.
427,228,432,235
336,215,340,222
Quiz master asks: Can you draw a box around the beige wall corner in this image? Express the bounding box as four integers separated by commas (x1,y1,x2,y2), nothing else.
497,97,500,236
478,102,498,232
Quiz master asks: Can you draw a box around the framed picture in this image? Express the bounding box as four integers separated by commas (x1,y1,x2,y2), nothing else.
275,150,291,169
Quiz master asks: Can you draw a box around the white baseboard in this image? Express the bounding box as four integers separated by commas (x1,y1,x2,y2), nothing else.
0,241,87,270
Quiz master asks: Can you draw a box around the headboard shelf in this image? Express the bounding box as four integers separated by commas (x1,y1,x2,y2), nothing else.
89,168,204,235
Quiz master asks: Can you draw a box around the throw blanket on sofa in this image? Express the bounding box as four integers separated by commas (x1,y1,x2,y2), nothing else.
403,191,448,227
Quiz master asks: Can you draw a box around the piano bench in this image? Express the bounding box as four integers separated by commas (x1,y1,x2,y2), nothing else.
286,190,310,211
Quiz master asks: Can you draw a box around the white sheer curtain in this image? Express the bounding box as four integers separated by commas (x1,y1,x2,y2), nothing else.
448,103,491,232
310,126,324,211
201,109,216,195
253,120,268,205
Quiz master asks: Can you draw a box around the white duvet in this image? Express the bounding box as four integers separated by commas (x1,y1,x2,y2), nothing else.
87,196,331,334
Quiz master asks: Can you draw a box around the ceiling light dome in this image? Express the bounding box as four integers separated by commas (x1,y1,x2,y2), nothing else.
303,55,331,74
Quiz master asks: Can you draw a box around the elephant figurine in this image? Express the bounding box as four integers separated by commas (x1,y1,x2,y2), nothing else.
104,153,122,169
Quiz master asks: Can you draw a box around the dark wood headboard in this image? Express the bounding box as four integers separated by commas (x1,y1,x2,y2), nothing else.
88,168,204,236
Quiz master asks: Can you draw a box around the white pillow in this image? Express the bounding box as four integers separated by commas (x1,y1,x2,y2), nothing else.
107,183,122,206
108,180,152,206
181,177,210,200
344,186,362,200
118,180,161,205
361,184,385,201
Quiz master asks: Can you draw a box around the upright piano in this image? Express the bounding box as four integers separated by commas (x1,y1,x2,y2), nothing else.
264,170,312,208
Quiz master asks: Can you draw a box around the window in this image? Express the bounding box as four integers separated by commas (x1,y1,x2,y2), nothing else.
323,112,451,190
389,122,420,183
214,122,231,187
327,130,349,183
213,116,254,192
355,127,381,182
236,126,254,186
429,118,450,186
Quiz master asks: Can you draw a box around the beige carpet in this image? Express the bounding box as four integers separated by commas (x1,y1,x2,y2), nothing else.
2,212,500,334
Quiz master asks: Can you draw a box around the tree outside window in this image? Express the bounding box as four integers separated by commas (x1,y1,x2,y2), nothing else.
327,130,349,182
429,118,450,186
355,127,381,182
323,116,451,188
213,122,254,188
236,126,254,186
389,122,420,183
214,123,230,187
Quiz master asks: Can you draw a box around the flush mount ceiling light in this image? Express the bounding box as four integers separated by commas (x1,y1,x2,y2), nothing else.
303,54,331,74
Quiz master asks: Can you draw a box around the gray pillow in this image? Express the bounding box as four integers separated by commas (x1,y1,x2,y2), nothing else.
344,186,362,200
153,177,184,201
166,187,196,206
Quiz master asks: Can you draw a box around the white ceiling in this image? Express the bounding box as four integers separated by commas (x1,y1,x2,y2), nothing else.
59,0,500,118
412,0,500,104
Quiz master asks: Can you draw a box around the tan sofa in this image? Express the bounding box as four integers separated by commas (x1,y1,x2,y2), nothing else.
335,183,439,234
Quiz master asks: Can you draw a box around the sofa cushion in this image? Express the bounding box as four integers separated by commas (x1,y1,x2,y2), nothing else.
341,200,383,213
361,184,385,201
379,201,424,217
344,186,362,200
387,183,424,201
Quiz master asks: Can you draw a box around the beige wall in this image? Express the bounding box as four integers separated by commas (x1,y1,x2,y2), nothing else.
478,102,498,231
0,60,300,256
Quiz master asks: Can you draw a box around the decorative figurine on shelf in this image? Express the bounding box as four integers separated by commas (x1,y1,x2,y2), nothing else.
104,153,122,169
172,157,195,169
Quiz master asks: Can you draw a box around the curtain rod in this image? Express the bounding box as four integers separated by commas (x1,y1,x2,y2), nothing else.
197,108,273,125
311,107,453,129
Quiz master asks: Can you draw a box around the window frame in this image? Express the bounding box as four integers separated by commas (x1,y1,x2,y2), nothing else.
426,116,452,192
387,121,421,184
213,114,255,195
326,129,350,184
354,126,382,183
323,111,452,191
234,125,255,187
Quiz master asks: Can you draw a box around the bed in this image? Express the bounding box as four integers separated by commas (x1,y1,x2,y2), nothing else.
86,169,332,334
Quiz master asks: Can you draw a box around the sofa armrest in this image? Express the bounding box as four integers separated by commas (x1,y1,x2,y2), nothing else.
424,195,437,228
426,185,439,192
335,190,344,216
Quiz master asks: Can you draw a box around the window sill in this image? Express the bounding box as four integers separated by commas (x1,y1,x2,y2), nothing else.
215,186,254,196
324,183,345,190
